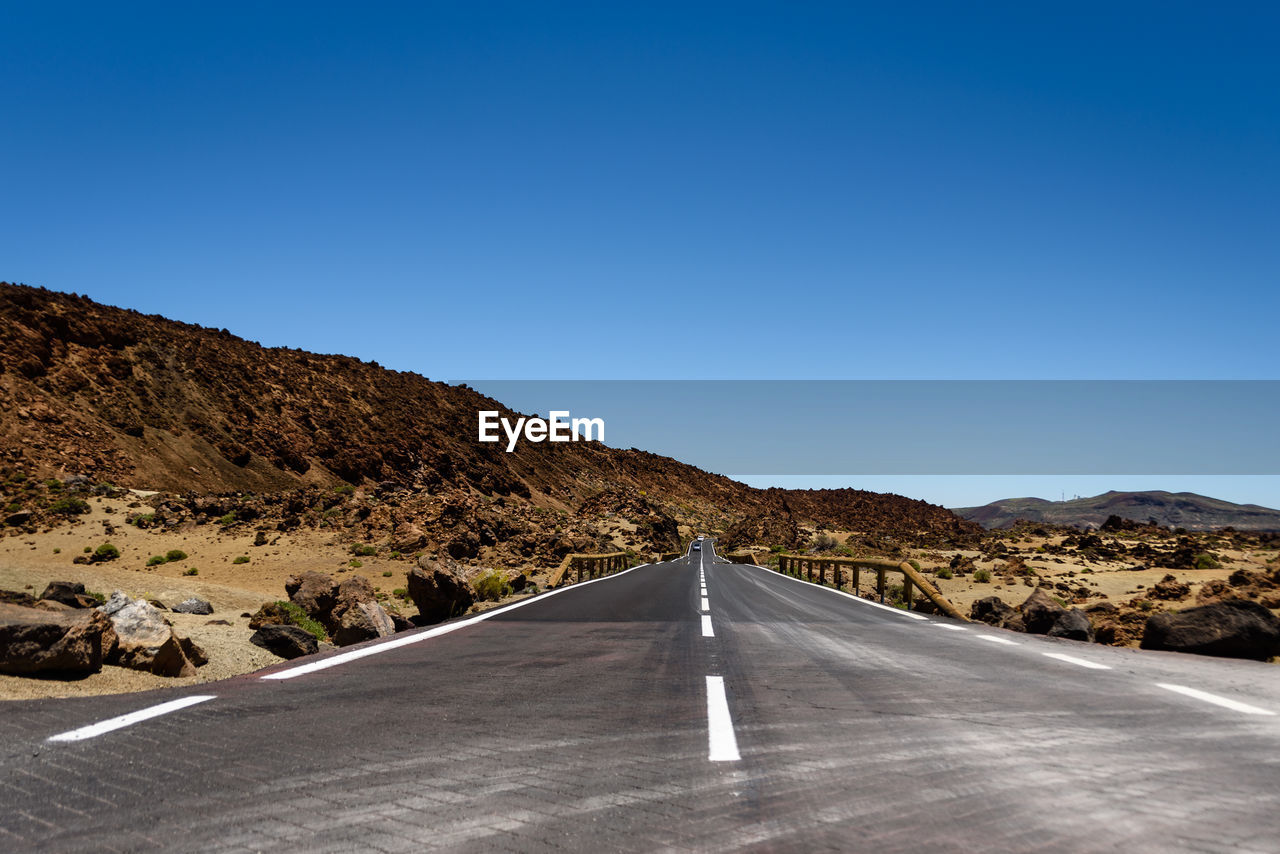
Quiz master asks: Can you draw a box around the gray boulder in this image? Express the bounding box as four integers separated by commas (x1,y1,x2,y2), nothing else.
99,595,206,677
250,624,318,660
39,581,99,609
1141,599,1280,661
407,557,476,624
171,597,214,615
0,602,116,675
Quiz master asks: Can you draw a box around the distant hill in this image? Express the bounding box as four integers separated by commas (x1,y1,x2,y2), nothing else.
954,491,1280,531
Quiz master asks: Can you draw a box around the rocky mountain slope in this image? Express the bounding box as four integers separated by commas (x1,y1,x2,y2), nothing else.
0,282,980,556
955,491,1280,532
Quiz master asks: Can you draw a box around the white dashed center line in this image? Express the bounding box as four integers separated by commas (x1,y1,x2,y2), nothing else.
701,596,710,612
974,634,1019,646
1042,652,1112,670
1157,683,1276,716
705,676,741,761
702,614,714,637
48,695,217,743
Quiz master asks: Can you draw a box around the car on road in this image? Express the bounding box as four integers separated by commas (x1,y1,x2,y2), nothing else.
692,543,701,552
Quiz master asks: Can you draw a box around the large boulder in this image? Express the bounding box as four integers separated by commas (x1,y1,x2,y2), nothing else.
1140,599,1280,661
281,573,395,646
970,596,1025,631
0,602,116,675
407,557,476,624
330,577,395,646
1020,588,1067,635
99,594,206,677
250,624,318,660
171,597,214,615
39,581,100,609
1047,609,1095,642
284,572,338,621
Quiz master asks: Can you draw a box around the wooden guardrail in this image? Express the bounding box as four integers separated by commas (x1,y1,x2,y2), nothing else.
548,551,632,587
724,551,759,565
775,554,967,621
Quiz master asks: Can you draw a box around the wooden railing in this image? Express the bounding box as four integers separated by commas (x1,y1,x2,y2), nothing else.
724,551,760,566
774,554,967,621
548,552,632,587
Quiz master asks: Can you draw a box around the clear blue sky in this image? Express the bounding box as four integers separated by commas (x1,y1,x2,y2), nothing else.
3,3,1277,506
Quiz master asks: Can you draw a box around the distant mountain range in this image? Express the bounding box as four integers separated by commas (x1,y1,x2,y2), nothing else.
954,491,1280,531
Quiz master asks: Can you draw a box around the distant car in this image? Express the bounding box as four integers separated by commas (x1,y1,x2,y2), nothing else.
697,535,705,540
692,543,701,552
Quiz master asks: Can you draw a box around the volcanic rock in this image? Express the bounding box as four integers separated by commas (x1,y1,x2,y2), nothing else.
1140,599,1280,661
38,581,99,608
0,603,116,675
1020,588,1067,635
1047,609,1095,642
970,596,1025,631
250,624,318,660
407,557,475,624
171,597,214,615
99,595,205,677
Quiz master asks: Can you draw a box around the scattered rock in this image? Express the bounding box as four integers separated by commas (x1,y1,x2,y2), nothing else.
248,602,291,629
148,599,168,611
0,589,39,607
39,581,99,609
969,596,1024,631
407,557,476,624
284,571,337,620
171,597,214,615
1148,574,1190,601
281,573,394,646
205,619,231,626
1141,599,1280,661
250,624,318,660
0,603,116,675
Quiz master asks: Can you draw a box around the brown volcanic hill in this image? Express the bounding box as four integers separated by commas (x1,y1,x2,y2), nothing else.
0,282,979,546
955,491,1280,532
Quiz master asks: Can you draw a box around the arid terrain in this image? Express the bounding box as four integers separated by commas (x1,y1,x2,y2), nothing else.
2,281,1276,700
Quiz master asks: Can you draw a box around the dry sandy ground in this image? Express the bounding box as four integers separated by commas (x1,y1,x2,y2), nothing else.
0,495,551,701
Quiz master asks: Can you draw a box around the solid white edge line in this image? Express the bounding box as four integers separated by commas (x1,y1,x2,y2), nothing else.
48,695,217,743
741,563,928,621
705,675,741,761
1156,683,1276,716
975,634,1019,646
700,596,710,612
1042,652,1112,670
262,562,654,681
701,614,714,637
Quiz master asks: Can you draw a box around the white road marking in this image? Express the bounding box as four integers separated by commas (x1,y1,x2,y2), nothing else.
702,614,714,637
974,634,1019,646
263,562,652,680
927,623,968,631
701,596,710,612
1157,683,1276,716
48,695,217,743
755,564,928,621
705,676,741,761
1042,652,1112,670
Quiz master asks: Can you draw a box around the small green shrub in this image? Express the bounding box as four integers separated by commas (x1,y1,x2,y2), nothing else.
474,570,510,602
392,588,410,601
94,542,120,561
333,484,354,495
165,549,188,562
147,555,166,567
45,478,63,491
218,512,237,526
49,497,90,516
183,567,198,576
389,551,401,560
973,568,992,583
52,547,61,554
351,544,377,556
382,570,393,577
348,559,363,568
1193,553,1220,569
908,559,922,571
132,513,155,526
276,601,326,642
233,555,250,564
935,567,953,580
85,590,105,604
83,545,92,553
1137,598,1154,611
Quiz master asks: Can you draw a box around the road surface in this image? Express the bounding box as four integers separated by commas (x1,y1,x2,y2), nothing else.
2,540,1279,852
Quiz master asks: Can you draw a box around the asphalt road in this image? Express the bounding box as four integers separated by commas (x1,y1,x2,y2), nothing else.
2,540,1279,853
